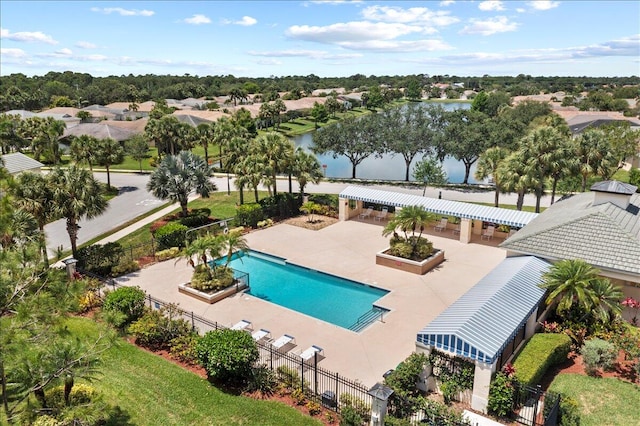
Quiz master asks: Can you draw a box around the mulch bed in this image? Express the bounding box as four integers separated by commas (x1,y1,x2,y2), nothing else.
282,215,339,231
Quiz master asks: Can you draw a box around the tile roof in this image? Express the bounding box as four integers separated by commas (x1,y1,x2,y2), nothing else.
1,152,44,175
417,256,550,364
62,123,135,141
501,191,640,276
339,185,538,228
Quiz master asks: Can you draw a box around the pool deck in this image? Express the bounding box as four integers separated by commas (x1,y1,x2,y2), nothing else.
118,219,506,388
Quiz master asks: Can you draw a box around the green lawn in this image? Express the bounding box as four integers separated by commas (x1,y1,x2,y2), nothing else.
549,373,640,426
471,201,542,213
61,317,322,426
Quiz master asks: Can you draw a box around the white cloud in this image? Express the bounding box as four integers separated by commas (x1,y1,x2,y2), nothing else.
75,41,97,49
516,8,526,13
286,21,427,44
527,1,560,11
0,28,57,44
248,49,363,59
460,16,519,36
361,5,459,27
478,1,505,11
184,14,211,25
55,48,73,56
221,16,257,26
1,48,27,58
338,39,452,52
90,7,154,16
255,58,282,66
440,1,455,6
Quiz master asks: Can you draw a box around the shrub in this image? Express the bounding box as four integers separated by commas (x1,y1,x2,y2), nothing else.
340,393,370,422
487,372,518,418
191,264,234,292
277,365,301,391
291,388,306,405
339,405,364,426
102,286,146,325
76,242,124,276
581,338,617,375
629,167,640,188
196,329,259,382
155,222,188,250
111,258,140,276
236,203,265,228
156,247,181,262
557,395,581,426
46,383,96,409
179,208,212,228
306,400,322,416
78,290,102,313
169,333,200,365
384,352,429,398
246,364,277,396
33,416,61,426
128,306,191,349
259,193,301,219
513,333,572,386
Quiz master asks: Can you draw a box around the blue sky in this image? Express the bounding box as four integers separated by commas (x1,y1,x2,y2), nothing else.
1,1,639,78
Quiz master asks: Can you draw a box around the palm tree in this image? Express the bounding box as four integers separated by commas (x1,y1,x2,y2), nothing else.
254,132,294,196
236,153,264,203
95,137,124,189
221,230,249,265
180,235,223,269
495,151,531,211
475,147,509,207
382,205,436,259
293,148,323,197
48,166,108,259
540,259,601,316
194,122,214,164
12,172,54,266
69,135,99,170
590,278,623,323
147,151,216,217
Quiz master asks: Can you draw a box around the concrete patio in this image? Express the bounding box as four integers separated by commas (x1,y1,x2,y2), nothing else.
118,219,506,387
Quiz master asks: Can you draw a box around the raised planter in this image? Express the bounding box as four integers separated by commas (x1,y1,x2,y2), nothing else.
178,281,248,304
376,248,445,275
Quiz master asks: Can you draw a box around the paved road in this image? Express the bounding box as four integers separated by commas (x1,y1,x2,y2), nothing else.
45,171,551,258
44,172,164,257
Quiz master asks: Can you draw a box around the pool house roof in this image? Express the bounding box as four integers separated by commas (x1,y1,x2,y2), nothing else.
416,256,550,364
339,186,538,228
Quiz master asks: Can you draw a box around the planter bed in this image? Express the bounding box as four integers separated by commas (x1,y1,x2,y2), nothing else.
178,281,248,304
376,249,445,275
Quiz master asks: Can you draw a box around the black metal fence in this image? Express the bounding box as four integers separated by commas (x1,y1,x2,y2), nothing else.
85,270,372,415
513,384,560,426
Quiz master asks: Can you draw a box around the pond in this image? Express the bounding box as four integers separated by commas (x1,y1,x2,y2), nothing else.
291,102,478,184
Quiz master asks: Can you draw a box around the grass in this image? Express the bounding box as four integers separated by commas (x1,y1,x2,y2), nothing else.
548,373,640,426
471,202,542,213
55,317,323,426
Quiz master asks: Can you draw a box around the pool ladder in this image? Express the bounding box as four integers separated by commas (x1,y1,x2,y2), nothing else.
348,306,388,332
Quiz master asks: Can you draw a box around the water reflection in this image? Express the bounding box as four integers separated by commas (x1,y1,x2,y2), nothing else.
291,102,477,184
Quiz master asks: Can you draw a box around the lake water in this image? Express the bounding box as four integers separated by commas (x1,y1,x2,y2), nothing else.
291,102,477,183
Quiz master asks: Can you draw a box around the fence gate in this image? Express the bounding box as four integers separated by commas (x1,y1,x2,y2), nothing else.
514,385,560,426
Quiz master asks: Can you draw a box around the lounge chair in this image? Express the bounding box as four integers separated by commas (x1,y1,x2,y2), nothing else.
231,319,252,331
452,224,460,235
299,345,324,363
271,334,296,353
434,217,448,232
481,225,495,240
359,207,373,220
251,328,271,342
374,207,388,222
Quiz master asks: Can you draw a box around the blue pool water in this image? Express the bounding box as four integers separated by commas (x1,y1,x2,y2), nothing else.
218,250,388,330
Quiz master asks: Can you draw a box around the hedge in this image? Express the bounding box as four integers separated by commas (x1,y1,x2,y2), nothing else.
513,333,571,386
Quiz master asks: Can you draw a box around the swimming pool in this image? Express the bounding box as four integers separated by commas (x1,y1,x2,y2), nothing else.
218,250,389,331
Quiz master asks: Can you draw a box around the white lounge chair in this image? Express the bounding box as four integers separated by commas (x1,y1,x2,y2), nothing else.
374,207,388,222
252,328,271,342
299,345,324,363
481,225,495,240
272,334,296,352
434,217,448,232
359,207,373,220
231,319,252,331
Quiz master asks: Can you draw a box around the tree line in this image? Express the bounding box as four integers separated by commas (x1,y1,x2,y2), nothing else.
1,70,638,113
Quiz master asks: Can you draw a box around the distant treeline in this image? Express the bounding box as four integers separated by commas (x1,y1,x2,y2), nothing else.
1,71,639,112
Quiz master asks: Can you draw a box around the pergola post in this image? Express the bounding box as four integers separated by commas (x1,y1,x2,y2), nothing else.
459,218,473,244
471,360,497,412
339,197,350,221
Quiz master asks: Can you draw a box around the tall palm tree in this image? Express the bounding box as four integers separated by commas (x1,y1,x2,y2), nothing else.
475,146,509,207
540,259,601,316
12,172,54,266
496,151,530,211
237,153,264,203
194,122,214,164
48,165,108,259
221,230,249,265
95,137,124,189
147,151,216,217
293,148,323,197
69,135,99,171
254,132,294,196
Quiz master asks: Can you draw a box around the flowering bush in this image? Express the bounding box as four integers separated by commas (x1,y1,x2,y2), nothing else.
622,297,640,325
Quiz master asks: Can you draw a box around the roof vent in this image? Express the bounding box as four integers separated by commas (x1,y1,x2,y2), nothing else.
590,180,637,209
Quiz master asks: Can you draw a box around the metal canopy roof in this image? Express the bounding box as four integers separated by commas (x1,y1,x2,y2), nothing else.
339,186,538,228
416,256,550,364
